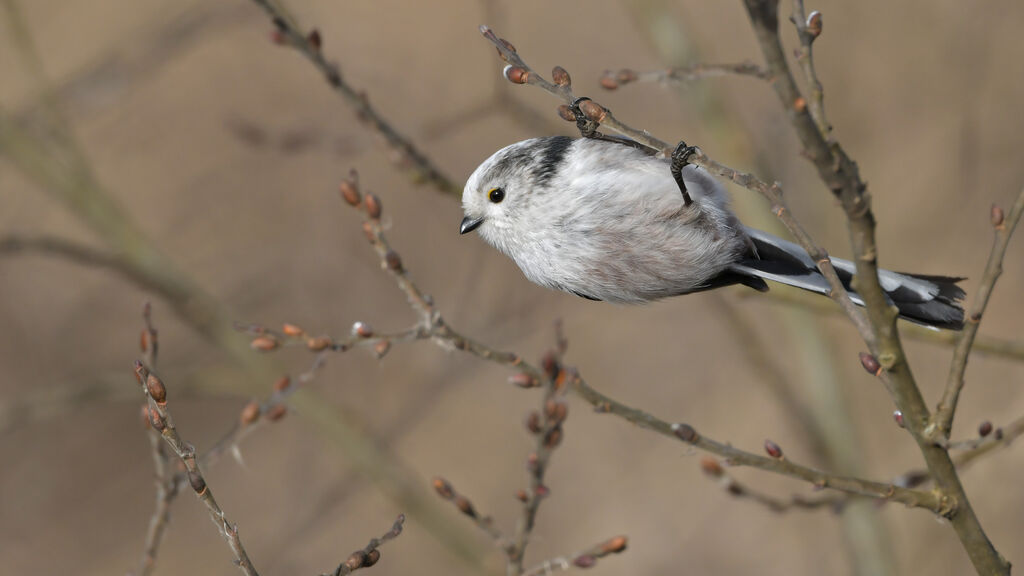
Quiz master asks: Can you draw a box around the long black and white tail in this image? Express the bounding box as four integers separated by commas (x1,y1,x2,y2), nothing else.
729,228,966,330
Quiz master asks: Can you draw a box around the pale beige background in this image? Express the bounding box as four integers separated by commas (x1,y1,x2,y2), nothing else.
2,1,1023,575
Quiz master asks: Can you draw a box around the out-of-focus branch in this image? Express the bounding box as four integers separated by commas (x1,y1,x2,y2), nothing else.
598,62,772,90
520,536,627,576
698,455,845,513
478,24,873,342
740,2,1007,572
245,0,459,197
933,190,1024,437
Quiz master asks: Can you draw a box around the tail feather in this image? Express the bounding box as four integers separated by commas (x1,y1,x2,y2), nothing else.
731,228,965,330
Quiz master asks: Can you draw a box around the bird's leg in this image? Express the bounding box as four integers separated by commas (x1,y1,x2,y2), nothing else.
569,97,603,139
671,141,698,207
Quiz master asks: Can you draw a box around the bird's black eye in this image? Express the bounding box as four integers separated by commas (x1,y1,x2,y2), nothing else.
488,187,505,204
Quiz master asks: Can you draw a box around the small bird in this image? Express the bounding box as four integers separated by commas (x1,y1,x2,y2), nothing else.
460,136,965,330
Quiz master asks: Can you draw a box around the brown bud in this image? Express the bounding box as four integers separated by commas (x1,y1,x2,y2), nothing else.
978,420,993,438
526,411,543,434
599,74,618,90
793,96,807,112
806,11,823,38
556,104,576,122
551,66,571,86
764,439,783,459
384,250,403,272
545,399,568,423
363,549,380,568
149,407,166,431
307,29,322,51
578,99,606,123
282,323,304,337
504,65,530,84
573,555,597,568
514,489,528,502
541,350,560,379
859,352,882,376
140,404,152,429
344,551,366,571
273,376,291,392
600,536,628,555
188,468,207,494
544,426,563,448
140,329,150,352
361,221,376,244
671,422,698,443
616,69,638,84
991,204,1005,228
364,193,382,219
352,321,374,338
699,456,724,477
134,360,148,385
146,374,167,404
265,403,288,422
432,477,454,500
893,410,905,428
509,372,537,388
339,176,361,207
374,340,391,358
534,484,550,498
454,495,476,518
240,401,261,425
250,336,278,351
306,337,331,351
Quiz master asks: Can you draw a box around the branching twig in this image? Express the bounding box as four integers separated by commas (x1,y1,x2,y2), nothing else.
698,456,846,513
320,515,405,576
432,478,515,553
245,0,458,197
520,536,628,576
598,62,772,90
789,2,829,135
933,190,1024,437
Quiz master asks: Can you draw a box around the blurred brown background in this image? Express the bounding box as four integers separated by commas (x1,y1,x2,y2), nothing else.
2,1,1023,575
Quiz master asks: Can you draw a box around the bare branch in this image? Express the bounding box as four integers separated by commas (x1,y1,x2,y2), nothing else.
320,515,405,576
598,62,772,90
520,536,628,576
933,189,1024,436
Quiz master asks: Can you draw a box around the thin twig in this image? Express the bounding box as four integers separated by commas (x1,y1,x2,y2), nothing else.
789,1,829,135
598,62,772,90
245,0,458,197
698,456,847,513
320,515,405,576
520,536,627,576
933,189,1024,437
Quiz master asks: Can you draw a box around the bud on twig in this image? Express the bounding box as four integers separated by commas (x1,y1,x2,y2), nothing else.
345,551,366,571
600,536,628,555
306,337,331,351
307,29,322,51
671,422,698,443
454,495,476,518
282,323,304,337
352,321,374,338
541,350,560,379
764,439,783,459
364,193,382,220
544,426,563,448
893,410,905,428
265,403,288,422
149,407,166,431
526,411,543,434
509,372,537,388
991,204,1005,228
374,340,391,358
599,73,619,90
573,555,597,568
188,468,207,495
432,477,454,500
556,105,575,122
551,66,571,87
250,336,278,351
274,376,291,392
146,374,167,404
240,401,261,425
793,96,807,113
340,172,361,207
978,421,993,438
578,99,606,123
859,352,882,376
503,65,530,84
515,489,528,502
806,11,823,39
363,549,381,568
700,457,724,478
384,250,403,272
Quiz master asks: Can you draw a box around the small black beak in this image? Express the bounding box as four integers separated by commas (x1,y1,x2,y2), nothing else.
460,216,484,235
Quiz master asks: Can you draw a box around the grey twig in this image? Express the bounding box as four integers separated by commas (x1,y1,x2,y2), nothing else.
598,62,772,90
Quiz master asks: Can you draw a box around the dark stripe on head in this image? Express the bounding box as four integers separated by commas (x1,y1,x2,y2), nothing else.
530,136,573,186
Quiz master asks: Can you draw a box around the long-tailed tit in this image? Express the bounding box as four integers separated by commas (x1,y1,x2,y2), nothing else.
459,135,964,330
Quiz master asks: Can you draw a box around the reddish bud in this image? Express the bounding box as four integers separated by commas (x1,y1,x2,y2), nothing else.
282,323,304,337
509,372,537,388
794,96,807,112
363,549,380,567
541,350,560,379
432,477,454,499
600,536,628,554
273,376,291,392
265,403,288,422
544,426,563,448
240,401,261,425
188,468,207,495
361,221,376,243
893,410,905,428
373,340,391,358
514,489,528,502
764,439,783,459
859,352,882,376
307,29,322,51
991,204,1005,228
503,65,530,84
699,456,724,477
545,399,568,423
306,337,331,351
384,250,403,272
806,11,823,38
454,495,476,518
556,105,576,122
534,484,550,498
573,555,597,568
148,407,166,431
352,321,374,338
140,404,152,429
526,411,543,434
364,193,382,219
340,174,361,206
146,374,167,404
140,329,150,352
578,99,607,123
250,336,278,351
978,421,993,438
551,66,571,86
671,422,698,443
134,360,148,385
599,74,619,90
